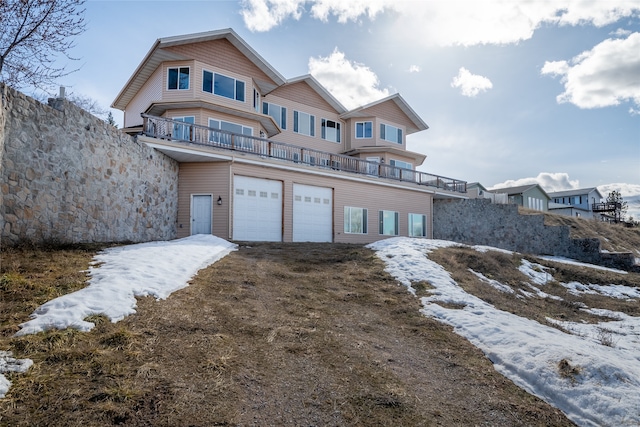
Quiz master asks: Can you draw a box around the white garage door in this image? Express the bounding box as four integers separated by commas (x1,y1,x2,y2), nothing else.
293,184,333,242
233,176,282,241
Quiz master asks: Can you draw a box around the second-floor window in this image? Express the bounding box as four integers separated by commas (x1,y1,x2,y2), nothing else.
356,121,372,139
263,102,286,129
294,111,315,137
168,67,190,90
321,119,341,143
380,123,402,144
203,70,245,102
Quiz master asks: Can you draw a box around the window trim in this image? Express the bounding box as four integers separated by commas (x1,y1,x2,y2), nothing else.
171,116,195,141
380,123,403,144
167,66,190,91
293,110,315,137
263,101,287,130
355,121,373,139
379,210,399,236
202,69,246,102
321,118,341,143
408,213,427,237
344,206,368,234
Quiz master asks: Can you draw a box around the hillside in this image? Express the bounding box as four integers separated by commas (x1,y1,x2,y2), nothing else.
1,218,638,426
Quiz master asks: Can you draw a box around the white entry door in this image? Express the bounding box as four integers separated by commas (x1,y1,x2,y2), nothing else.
191,195,212,235
293,184,333,242
233,176,282,241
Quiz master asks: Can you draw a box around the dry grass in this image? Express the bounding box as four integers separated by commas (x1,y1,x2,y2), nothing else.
0,243,573,426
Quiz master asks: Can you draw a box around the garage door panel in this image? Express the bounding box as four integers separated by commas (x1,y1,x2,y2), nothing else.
293,184,332,242
233,176,282,241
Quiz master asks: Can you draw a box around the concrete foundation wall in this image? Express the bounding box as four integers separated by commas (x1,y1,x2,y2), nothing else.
0,85,179,246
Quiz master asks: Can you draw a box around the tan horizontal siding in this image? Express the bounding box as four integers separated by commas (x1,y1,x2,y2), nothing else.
177,162,231,239
125,67,162,128
230,163,432,244
165,39,274,85
263,94,345,154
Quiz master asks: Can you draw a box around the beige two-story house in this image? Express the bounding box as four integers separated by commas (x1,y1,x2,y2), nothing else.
112,28,467,243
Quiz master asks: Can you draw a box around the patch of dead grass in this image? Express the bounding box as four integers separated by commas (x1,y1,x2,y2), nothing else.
0,243,573,426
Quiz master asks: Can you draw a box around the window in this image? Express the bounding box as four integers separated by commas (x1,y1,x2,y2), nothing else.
344,207,367,234
168,67,189,90
408,213,426,237
203,70,245,102
172,116,194,140
379,210,399,235
294,111,315,136
356,121,372,139
263,102,286,129
321,119,341,143
380,123,402,144
209,118,252,147
253,89,261,112
389,159,413,179
390,159,412,169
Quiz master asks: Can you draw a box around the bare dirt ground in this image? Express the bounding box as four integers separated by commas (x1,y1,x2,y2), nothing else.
1,242,574,426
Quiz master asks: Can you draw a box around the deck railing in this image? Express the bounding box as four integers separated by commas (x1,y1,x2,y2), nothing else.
141,114,467,193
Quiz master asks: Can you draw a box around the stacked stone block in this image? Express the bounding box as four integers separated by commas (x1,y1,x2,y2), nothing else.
0,85,178,246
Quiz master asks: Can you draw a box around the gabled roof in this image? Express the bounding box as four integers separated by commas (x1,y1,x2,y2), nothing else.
340,93,429,134
547,187,603,199
492,184,550,199
112,28,286,110
277,75,347,114
467,182,488,192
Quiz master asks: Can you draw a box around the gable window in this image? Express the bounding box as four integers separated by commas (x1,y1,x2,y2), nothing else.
168,67,189,90
380,123,402,144
344,206,367,234
172,116,194,141
408,213,426,237
263,102,287,129
203,70,245,102
379,210,399,236
356,121,372,139
321,119,341,143
294,111,315,137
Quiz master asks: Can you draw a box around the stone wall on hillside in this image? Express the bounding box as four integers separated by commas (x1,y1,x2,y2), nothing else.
433,198,634,270
0,84,179,246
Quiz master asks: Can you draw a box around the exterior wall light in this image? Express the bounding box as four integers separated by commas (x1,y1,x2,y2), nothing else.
217,196,223,205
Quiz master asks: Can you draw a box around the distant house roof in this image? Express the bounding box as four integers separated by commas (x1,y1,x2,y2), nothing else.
547,187,603,200
340,93,429,135
492,184,550,199
467,182,489,192
112,28,287,111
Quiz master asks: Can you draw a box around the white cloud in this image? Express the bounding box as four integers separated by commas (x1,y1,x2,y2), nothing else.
490,172,580,192
240,0,304,32
309,0,389,23
451,67,493,97
240,0,640,46
308,48,390,110
541,32,640,109
610,28,632,37
408,65,421,73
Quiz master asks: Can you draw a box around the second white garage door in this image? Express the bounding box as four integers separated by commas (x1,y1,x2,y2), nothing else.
293,184,333,242
233,176,282,241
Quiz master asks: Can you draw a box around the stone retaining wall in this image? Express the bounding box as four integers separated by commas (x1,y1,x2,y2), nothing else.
0,85,179,246
433,198,635,270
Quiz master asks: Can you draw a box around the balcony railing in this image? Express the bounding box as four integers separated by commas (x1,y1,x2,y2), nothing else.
141,114,467,193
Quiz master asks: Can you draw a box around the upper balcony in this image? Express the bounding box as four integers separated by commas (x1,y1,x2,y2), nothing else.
141,114,467,194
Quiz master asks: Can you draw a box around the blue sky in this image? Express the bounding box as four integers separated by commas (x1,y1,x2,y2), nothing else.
52,0,639,204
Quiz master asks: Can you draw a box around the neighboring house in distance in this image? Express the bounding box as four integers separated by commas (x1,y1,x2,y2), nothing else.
492,184,550,212
467,182,508,204
111,28,467,244
547,187,604,219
